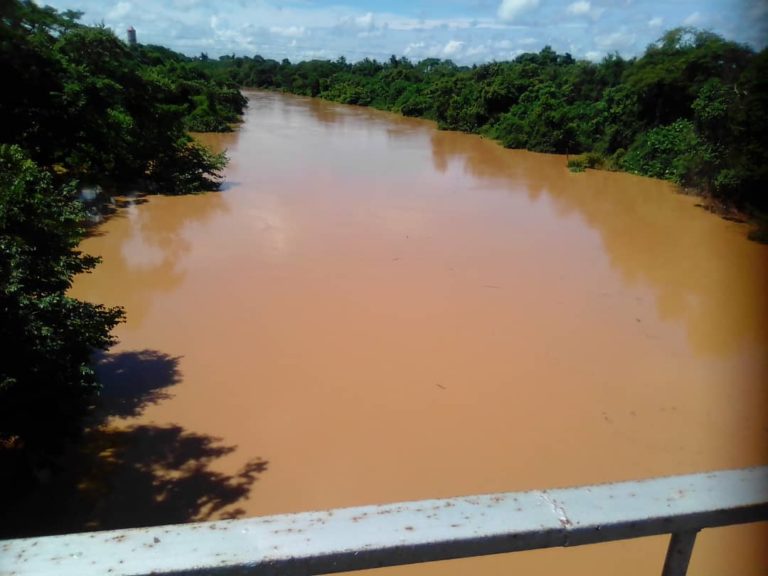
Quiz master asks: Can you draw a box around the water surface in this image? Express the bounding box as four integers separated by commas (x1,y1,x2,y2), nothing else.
70,92,767,575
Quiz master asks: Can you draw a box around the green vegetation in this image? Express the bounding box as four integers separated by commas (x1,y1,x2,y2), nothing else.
0,145,124,456
195,28,767,233
1,2,245,193
0,1,244,465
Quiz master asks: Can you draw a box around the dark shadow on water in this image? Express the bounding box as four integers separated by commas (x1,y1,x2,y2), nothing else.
0,350,268,539
91,349,182,421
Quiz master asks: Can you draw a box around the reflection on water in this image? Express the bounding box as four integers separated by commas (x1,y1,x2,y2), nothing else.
73,192,229,328
63,91,768,575
430,130,768,358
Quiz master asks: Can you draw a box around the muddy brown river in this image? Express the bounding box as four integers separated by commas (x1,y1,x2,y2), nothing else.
67,91,767,574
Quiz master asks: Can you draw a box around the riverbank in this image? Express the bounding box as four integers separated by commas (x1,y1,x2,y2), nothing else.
193,31,767,241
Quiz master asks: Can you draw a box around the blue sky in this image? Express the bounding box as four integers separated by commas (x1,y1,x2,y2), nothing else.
37,0,768,63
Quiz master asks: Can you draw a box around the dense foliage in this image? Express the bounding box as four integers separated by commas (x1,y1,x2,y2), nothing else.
0,1,244,462
195,29,767,225
0,145,124,455
1,1,246,193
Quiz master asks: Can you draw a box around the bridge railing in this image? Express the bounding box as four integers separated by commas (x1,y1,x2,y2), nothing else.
2,467,766,576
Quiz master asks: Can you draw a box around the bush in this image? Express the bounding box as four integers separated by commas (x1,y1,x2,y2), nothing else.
583,151,607,169
567,152,607,172
567,157,586,172
147,138,228,194
621,119,712,185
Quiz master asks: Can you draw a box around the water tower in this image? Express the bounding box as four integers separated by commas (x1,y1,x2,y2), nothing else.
127,26,137,46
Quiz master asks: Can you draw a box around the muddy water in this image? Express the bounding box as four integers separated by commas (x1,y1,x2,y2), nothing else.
71,92,767,575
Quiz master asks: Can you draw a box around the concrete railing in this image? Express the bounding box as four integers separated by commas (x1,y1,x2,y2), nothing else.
2,467,766,576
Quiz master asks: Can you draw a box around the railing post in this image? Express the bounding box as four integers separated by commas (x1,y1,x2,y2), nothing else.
661,531,699,576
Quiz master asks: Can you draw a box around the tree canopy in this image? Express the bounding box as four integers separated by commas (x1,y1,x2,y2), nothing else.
0,145,124,454
1,0,245,193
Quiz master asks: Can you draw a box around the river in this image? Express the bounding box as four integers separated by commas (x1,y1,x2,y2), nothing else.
61,91,768,574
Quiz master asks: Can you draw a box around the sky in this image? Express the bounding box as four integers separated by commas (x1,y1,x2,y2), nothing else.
37,0,768,63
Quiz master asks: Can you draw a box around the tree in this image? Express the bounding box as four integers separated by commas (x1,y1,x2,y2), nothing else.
1,0,241,192
0,145,124,457
621,119,712,186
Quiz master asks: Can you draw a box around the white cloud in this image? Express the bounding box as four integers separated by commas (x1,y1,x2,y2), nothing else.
596,30,636,51
683,11,702,25
465,44,488,57
107,1,132,19
565,0,604,21
270,26,306,37
32,0,768,65
585,50,602,61
442,40,464,56
567,1,591,16
385,17,483,32
404,41,425,56
339,11,376,30
497,0,540,22
355,12,374,30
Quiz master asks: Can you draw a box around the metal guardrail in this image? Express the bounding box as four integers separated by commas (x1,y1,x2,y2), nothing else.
2,467,767,576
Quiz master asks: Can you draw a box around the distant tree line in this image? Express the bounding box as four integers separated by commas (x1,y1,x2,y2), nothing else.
193,29,767,239
0,0,244,471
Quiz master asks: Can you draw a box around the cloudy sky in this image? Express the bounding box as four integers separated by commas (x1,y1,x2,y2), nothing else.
38,0,767,63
